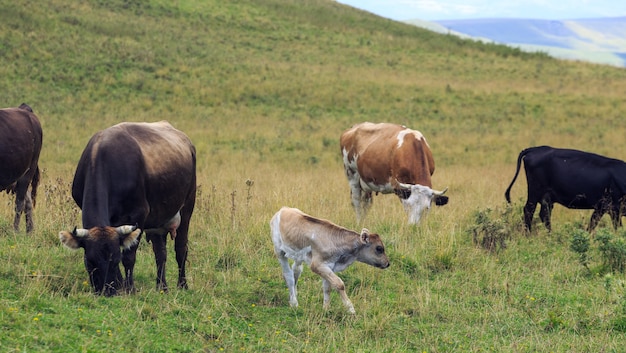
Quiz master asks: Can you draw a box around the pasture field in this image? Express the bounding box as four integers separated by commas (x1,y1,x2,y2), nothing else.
1,0,626,351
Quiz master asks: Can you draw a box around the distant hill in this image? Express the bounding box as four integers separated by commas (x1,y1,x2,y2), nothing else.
405,17,626,67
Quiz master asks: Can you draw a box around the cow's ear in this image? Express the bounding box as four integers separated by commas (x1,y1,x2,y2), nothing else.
59,230,82,249
360,228,371,244
119,229,142,250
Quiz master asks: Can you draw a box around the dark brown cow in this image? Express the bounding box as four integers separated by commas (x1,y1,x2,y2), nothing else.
340,122,448,224
0,103,43,233
59,121,196,296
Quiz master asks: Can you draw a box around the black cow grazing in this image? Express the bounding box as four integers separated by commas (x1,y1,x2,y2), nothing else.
505,146,626,232
0,104,43,233
59,121,196,296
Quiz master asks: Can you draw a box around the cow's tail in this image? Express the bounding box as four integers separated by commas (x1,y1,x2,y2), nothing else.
504,148,531,203
31,166,40,208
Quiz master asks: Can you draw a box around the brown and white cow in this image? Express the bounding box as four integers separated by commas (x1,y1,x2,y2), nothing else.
340,122,448,224
59,121,196,296
0,104,43,233
270,207,390,314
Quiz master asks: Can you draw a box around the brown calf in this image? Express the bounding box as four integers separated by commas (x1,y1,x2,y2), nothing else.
270,207,389,314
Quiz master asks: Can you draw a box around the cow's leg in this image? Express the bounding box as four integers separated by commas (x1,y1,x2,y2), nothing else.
121,242,140,293
352,187,373,223
523,200,537,233
24,191,34,233
277,251,298,307
175,194,194,289
608,199,623,230
12,182,27,232
147,232,169,292
311,262,356,314
590,196,613,232
346,168,371,223
359,190,373,222
349,181,364,222
539,200,553,232
174,233,188,290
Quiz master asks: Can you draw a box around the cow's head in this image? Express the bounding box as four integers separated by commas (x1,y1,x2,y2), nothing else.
59,225,141,296
356,228,390,269
397,183,448,224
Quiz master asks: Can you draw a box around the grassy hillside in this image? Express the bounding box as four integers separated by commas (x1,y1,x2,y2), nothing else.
2,0,626,351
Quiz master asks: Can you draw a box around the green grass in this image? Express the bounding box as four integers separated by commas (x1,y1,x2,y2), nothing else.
2,0,626,351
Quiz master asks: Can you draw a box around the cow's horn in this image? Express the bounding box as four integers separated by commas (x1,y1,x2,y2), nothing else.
433,187,448,195
73,228,90,237
397,182,413,189
116,225,138,235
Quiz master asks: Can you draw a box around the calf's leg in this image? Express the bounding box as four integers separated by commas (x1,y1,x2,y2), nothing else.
311,262,356,314
277,251,299,307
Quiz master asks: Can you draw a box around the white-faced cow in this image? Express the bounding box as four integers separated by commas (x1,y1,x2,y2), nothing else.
59,121,196,296
0,103,42,233
340,122,448,224
505,145,626,232
270,207,390,314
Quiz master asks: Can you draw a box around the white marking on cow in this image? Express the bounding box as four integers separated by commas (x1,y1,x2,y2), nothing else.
401,184,435,224
396,129,428,149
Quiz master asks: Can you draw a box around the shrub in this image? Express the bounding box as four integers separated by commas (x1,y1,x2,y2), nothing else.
569,228,591,272
595,228,626,273
468,207,510,252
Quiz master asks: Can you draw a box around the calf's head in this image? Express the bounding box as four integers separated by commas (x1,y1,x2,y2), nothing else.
397,183,448,224
356,228,390,269
59,225,141,296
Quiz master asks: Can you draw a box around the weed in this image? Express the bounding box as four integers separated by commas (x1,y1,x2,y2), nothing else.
596,228,626,273
569,228,591,272
468,207,510,252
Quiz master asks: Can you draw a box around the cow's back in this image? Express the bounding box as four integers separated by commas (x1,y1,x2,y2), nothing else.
341,122,434,187
73,121,196,228
340,122,404,160
0,107,43,188
274,207,356,251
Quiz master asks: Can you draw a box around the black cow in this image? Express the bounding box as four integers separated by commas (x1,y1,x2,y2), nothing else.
59,121,196,296
505,146,626,232
0,104,43,233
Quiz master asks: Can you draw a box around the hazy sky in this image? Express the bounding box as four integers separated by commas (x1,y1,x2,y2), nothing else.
336,0,626,21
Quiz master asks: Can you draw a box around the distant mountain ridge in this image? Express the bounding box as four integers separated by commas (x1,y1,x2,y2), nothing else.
404,17,626,67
